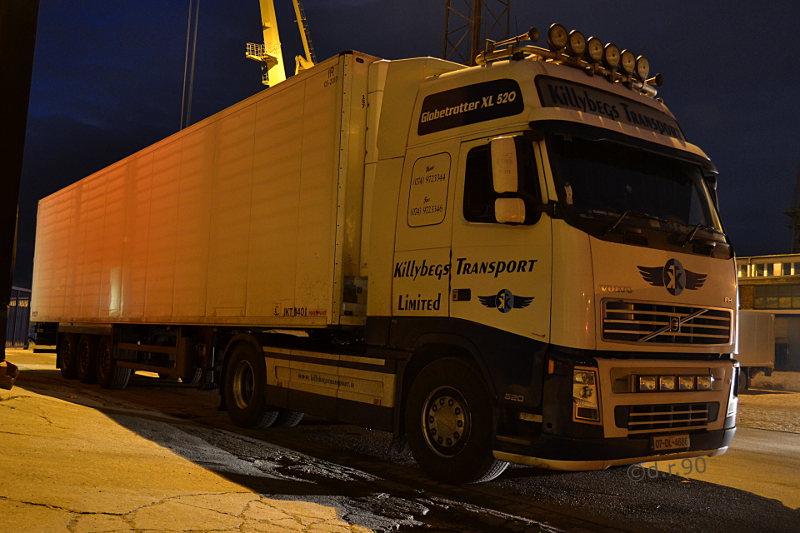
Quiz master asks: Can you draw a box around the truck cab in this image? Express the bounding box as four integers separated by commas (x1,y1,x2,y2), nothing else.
364,26,737,481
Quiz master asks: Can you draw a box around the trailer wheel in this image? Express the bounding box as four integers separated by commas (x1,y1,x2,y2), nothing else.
96,336,131,390
224,343,279,428
275,409,304,428
737,368,750,394
405,357,508,484
77,335,99,383
58,334,78,379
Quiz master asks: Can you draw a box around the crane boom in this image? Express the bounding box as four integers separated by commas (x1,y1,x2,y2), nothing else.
292,0,316,73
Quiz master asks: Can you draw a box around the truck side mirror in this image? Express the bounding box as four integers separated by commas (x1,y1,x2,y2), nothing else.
494,198,526,224
490,136,519,193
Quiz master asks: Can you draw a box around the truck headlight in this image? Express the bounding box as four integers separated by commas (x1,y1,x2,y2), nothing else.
678,375,696,391
573,368,600,422
659,375,677,392
696,375,714,391
638,375,657,392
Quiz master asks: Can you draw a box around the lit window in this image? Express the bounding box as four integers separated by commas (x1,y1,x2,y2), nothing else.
754,284,800,309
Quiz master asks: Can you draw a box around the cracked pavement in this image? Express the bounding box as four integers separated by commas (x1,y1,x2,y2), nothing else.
2,350,799,533
0,386,370,533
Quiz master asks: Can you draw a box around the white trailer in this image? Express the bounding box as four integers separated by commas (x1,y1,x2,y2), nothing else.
735,310,775,391
32,52,379,331
32,25,739,483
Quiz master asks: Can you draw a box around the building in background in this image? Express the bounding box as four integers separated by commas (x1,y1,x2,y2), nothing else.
737,254,800,371
6,287,32,348
786,169,800,253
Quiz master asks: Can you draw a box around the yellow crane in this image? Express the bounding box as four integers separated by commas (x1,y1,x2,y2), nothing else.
246,0,316,87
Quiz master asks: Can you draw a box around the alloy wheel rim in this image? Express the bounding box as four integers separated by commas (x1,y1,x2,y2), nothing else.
422,386,470,458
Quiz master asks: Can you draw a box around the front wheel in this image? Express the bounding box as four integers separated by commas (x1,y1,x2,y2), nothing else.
223,342,279,428
180,367,203,385
405,357,508,484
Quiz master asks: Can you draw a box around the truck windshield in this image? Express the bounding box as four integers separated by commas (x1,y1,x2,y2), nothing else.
546,134,723,234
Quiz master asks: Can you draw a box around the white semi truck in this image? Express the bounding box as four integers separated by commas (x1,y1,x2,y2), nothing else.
31,26,739,483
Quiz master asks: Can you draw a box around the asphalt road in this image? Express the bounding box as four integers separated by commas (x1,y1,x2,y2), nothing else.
6,349,800,532
643,426,800,509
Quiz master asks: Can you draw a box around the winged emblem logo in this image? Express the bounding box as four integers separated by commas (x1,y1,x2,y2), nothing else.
637,258,707,296
478,289,534,313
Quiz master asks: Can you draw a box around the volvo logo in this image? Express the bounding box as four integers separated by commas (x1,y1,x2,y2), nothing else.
637,259,707,296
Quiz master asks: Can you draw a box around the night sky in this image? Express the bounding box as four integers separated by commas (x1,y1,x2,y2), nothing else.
14,0,800,288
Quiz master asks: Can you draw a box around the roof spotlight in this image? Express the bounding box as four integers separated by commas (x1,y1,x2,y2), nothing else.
567,30,586,57
586,36,604,63
603,43,620,69
548,23,568,50
620,49,636,74
635,55,650,80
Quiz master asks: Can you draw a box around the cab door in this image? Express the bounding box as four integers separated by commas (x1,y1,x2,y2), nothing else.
450,136,552,342
392,140,459,321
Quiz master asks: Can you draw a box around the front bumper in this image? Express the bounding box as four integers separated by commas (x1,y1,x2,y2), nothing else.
493,356,737,470
494,426,735,470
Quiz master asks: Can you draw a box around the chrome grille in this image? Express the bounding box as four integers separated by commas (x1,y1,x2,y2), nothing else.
614,402,719,434
602,300,732,345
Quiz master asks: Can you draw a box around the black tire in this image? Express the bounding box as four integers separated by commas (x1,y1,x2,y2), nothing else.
180,367,203,385
77,335,99,383
274,409,304,428
96,336,131,390
405,357,508,484
58,334,78,379
223,342,279,428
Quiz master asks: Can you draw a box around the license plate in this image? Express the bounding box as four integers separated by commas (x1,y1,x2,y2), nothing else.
652,434,690,451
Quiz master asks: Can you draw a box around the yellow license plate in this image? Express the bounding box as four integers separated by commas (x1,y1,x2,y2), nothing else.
652,434,690,451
